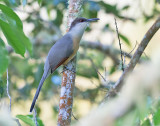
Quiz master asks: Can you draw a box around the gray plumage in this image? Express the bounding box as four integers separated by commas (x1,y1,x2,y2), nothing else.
30,17,99,112
30,34,73,112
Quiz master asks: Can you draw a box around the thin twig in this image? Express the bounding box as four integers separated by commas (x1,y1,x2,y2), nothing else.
105,15,160,99
88,57,107,82
143,51,150,59
123,54,126,68
136,41,150,60
114,18,124,71
75,54,160,126
33,108,38,126
89,79,108,92
72,112,78,121
6,69,11,112
13,118,22,126
128,41,137,55
104,67,107,77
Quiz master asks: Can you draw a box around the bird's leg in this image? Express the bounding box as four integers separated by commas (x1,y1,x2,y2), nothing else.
63,64,76,73
61,57,77,73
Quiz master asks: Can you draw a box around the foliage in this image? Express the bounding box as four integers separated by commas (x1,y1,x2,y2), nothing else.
153,107,160,125
115,97,160,126
0,4,32,56
16,115,44,126
0,3,32,76
0,38,9,75
0,0,159,125
119,33,131,47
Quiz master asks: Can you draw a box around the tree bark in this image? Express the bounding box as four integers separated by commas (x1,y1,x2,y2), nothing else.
57,0,83,125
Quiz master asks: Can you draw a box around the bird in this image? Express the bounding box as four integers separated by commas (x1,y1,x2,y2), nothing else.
30,17,99,112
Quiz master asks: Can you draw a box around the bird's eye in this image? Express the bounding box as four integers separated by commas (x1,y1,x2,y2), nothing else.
80,19,83,22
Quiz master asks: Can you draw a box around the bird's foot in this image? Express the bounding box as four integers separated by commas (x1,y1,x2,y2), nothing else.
62,64,76,73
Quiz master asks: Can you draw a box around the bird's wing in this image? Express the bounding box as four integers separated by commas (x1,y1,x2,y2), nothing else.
46,33,73,73
30,34,73,112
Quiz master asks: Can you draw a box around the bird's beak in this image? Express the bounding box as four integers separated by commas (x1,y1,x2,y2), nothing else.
86,18,100,22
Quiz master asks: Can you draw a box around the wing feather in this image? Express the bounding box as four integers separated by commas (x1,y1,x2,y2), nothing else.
45,33,73,73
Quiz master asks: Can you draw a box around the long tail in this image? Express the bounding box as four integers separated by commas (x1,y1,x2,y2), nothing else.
30,70,49,112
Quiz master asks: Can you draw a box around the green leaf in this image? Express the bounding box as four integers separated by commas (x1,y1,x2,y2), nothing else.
0,38,5,47
0,79,5,98
98,2,134,21
0,19,25,56
0,18,32,56
13,24,32,55
157,0,160,4
121,5,130,10
16,115,44,126
0,4,32,56
38,0,42,5
98,1,119,15
0,4,23,29
0,38,9,76
119,33,131,47
16,115,35,126
153,108,160,125
141,119,151,126
54,9,63,26
109,65,116,74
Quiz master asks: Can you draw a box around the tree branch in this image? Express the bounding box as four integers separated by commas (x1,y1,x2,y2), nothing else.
114,18,124,71
105,15,160,99
8,35,132,66
80,41,132,65
57,0,83,125
75,52,160,126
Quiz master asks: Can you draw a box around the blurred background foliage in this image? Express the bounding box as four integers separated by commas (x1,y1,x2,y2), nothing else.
0,0,160,125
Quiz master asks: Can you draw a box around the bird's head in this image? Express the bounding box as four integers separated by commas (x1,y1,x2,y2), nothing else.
69,17,99,32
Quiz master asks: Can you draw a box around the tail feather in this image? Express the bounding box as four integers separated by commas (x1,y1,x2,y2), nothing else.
30,71,49,112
